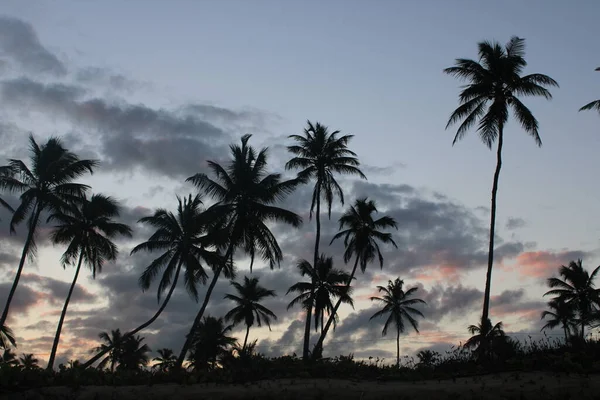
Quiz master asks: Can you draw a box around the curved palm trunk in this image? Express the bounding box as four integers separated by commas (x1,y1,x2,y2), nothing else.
243,325,250,351
312,255,360,359
0,205,42,329
47,252,84,371
303,183,321,361
81,262,182,369
396,327,400,368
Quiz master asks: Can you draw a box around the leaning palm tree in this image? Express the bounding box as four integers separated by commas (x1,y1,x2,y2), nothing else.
117,335,151,371
287,255,354,334
81,194,226,369
544,259,600,339
580,67,600,114
176,134,303,368
541,298,577,341
187,316,236,371
224,276,277,351
19,353,39,370
0,135,97,329
46,194,132,371
286,121,366,360
312,198,397,358
0,324,16,350
444,37,558,331
369,278,425,367
94,329,123,372
152,348,176,372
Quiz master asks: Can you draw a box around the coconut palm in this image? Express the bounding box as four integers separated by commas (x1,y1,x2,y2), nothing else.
0,135,97,329
312,198,397,358
19,353,39,369
541,298,577,341
287,255,354,334
544,259,600,339
81,194,227,369
444,37,558,331
464,319,505,360
369,278,425,367
46,194,132,371
177,133,303,367
118,335,151,371
0,348,18,366
286,121,366,360
187,316,236,371
94,329,124,372
0,324,16,350
580,67,600,114
224,276,277,351
152,348,176,372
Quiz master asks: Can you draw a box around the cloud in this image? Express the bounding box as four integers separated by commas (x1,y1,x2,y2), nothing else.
514,250,591,279
506,217,526,230
75,67,145,93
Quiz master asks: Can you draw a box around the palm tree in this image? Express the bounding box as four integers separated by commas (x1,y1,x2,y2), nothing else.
0,348,18,366
81,194,226,369
19,353,39,369
46,194,132,371
286,121,366,360
224,276,277,351
369,278,425,367
416,350,440,368
287,255,354,334
580,67,600,114
117,335,151,371
0,324,16,349
0,135,97,329
541,298,577,341
0,166,15,218
152,348,176,372
444,37,558,331
312,198,397,358
188,316,236,371
464,319,505,360
177,134,303,367
94,329,124,372
544,259,600,339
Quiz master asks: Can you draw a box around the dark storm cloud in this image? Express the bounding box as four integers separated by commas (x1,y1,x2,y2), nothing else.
0,16,66,76
21,273,99,305
506,217,527,230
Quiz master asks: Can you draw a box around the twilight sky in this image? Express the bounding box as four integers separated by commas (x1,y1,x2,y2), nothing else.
1,0,599,366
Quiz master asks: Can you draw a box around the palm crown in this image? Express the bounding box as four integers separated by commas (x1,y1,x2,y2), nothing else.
541,298,577,340
579,67,600,114
188,316,236,371
224,276,277,329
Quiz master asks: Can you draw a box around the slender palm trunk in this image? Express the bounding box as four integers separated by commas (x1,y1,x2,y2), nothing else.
47,252,84,371
303,183,321,361
243,325,250,351
396,327,400,368
563,325,568,343
581,318,585,340
481,124,503,333
81,262,183,369
175,245,235,368
312,255,360,359
0,205,42,329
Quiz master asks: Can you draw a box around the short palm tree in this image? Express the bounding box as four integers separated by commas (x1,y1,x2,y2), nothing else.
580,67,600,114
19,353,39,369
0,348,18,366
82,194,226,369
286,121,366,359
188,316,236,371
118,335,151,371
444,37,558,330
464,319,505,360
94,329,123,372
0,324,16,349
46,194,132,371
369,278,425,367
152,348,176,372
287,255,354,334
544,259,600,339
224,276,277,351
312,198,397,358
541,298,577,341
0,135,97,329
177,134,302,367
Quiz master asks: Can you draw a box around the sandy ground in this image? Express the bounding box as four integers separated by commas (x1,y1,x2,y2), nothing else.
2,372,598,399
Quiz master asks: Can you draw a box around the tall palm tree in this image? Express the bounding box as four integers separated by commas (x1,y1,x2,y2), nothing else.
540,298,577,341
312,198,397,358
118,335,151,371
152,348,176,372
46,194,132,371
544,259,600,339
287,255,354,334
224,276,277,351
0,324,16,350
187,316,236,371
19,353,39,370
286,121,366,360
177,133,303,367
369,278,425,367
81,194,226,369
94,329,123,372
464,319,505,360
444,37,558,331
0,135,97,329
580,67,600,114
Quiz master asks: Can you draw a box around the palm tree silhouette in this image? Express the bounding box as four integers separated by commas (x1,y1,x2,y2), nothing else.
369,278,425,367
0,348,18,366
464,318,505,360
94,329,124,372
445,37,557,337
82,194,226,369
541,297,577,341
312,198,397,359
286,121,366,360
118,335,151,371
178,134,302,368
46,194,132,371
152,348,176,372
0,324,16,350
224,276,277,351
580,67,600,114
19,353,39,369
544,259,600,340
188,316,236,371
287,255,354,334
0,135,97,329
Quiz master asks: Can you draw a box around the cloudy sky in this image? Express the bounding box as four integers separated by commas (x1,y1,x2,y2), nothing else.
1,0,599,367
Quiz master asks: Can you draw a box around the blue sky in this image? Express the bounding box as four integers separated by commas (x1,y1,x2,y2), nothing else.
1,0,599,365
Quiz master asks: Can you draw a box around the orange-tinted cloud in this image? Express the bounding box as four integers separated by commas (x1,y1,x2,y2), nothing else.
513,250,590,279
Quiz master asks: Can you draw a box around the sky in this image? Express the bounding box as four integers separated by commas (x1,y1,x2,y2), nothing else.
0,0,599,367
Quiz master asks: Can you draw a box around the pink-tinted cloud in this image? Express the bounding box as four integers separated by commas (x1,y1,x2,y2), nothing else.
513,250,590,279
